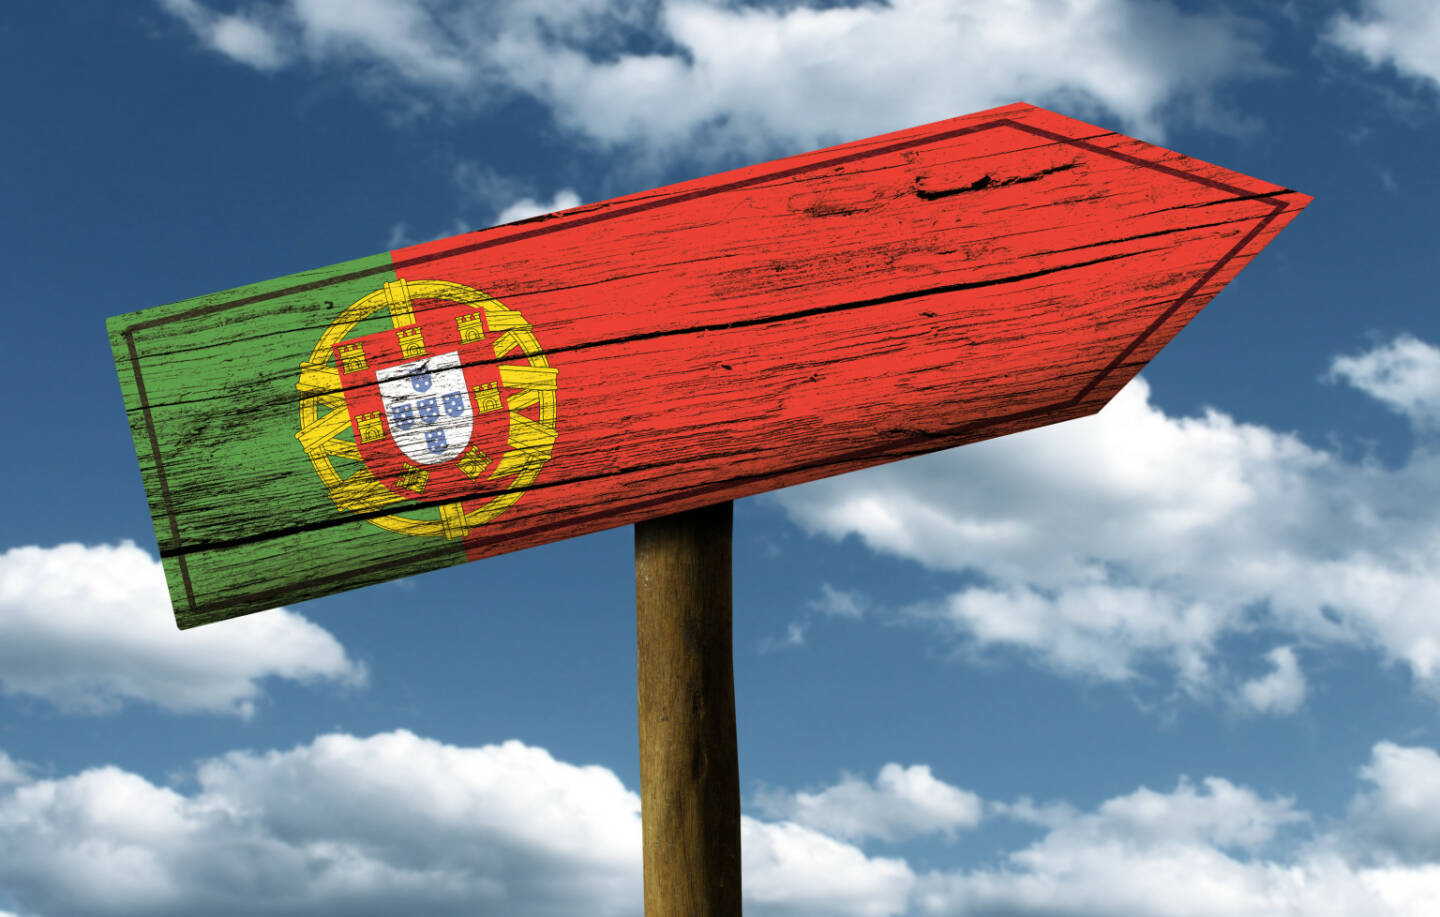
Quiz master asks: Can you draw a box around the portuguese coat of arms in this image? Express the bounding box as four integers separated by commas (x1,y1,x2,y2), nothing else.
296,279,558,540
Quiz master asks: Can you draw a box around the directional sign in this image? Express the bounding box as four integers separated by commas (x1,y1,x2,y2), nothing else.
108,102,1309,629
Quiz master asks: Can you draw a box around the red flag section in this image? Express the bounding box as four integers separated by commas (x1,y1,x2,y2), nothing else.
386,102,1308,565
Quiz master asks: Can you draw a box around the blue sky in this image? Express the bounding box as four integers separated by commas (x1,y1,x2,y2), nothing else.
3,0,1440,914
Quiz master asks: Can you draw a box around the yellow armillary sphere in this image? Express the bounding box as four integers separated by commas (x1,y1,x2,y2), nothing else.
295,278,558,540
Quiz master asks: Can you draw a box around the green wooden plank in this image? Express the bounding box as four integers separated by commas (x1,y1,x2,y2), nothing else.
108,253,470,628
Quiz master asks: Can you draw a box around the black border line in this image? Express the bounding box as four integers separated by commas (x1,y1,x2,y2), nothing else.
125,330,198,612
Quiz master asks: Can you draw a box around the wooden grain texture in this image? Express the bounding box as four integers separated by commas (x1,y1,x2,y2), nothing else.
635,502,740,916
106,101,1311,628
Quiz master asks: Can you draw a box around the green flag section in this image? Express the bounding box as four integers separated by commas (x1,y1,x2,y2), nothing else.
108,254,472,628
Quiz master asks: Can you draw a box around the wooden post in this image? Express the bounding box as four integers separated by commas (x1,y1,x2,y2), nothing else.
635,500,741,916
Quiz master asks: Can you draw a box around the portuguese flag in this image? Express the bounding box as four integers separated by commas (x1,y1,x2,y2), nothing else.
108,102,1308,629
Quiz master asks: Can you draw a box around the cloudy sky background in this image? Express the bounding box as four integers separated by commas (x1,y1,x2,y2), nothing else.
4,0,1440,913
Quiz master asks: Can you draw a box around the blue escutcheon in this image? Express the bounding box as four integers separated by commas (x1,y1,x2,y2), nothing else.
417,397,440,424
443,392,466,418
390,403,415,431
411,371,433,393
425,429,447,454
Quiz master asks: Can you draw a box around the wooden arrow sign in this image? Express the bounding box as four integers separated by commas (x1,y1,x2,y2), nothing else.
108,101,1309,629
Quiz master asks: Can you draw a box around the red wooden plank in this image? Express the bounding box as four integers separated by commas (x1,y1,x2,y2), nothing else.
386,102,1309,566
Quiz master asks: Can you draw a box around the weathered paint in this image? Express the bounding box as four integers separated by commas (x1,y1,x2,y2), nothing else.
108,102,1310,629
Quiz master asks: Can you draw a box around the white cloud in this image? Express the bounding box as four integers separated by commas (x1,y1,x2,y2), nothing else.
1238,645,1307,716
1345,741,1440,864
777,335,1440,702
0,542,365,717
916,762,1440,917
4,733,1440,917
743,817,914,917
1327,333,1440,432
917,845,1429,916
0,732,638,917
760,581,869,653
390,165,581,242
1083,775,1307,853
1325,0,1440,93
0,751,28,786
760,583,869,653
288,0,472,87
755,763,984,844
933,582,1220,689
493,189,583,226
0,730,913,917
160,0,285,70
158,0,1274,161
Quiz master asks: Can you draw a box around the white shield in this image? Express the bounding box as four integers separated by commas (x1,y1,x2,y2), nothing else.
377,351,473,465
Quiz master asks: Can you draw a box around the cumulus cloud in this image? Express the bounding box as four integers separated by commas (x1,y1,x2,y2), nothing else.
777,335,1440,703
1067,775,1307,852
1325,0,1440,94
918,817,1423,915
744,817,914,917
158,0,1274,160
755,763,984,844
1327,333,1440,432
493,189,583,226
1345,741,1440,865
1238,645,1308,716
916,751,1440,916
0,751,28,786
0,542,365,717
932,581,1221,690
0,730,913,917
5,734,1440,916
0,730,638,917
